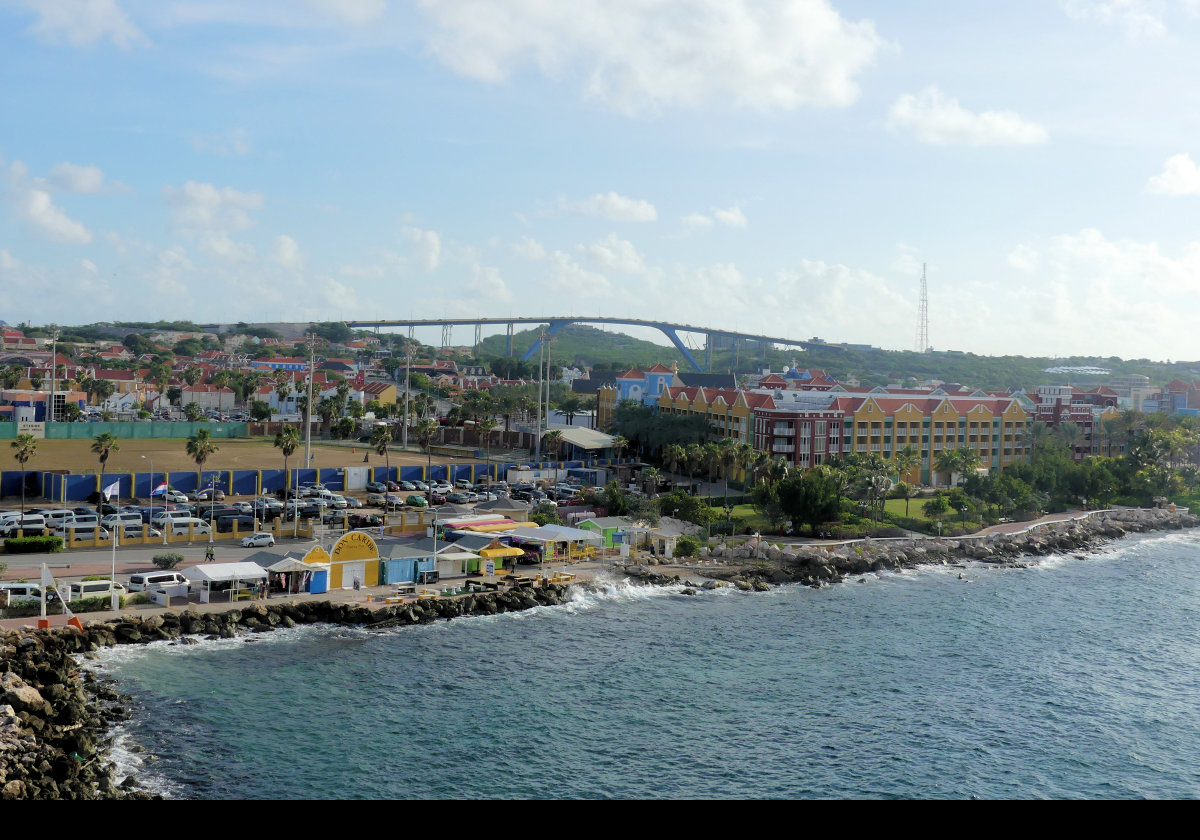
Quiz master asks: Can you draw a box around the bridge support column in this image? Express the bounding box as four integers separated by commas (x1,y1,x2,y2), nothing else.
658,327,703,373
519,320,571,362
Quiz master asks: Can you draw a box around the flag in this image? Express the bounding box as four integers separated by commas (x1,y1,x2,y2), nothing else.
103,480,120,500
41,564,54,588
151,482,168,496
206,477,215,488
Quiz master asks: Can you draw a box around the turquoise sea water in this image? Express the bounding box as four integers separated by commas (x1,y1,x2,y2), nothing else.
92,530,1200,799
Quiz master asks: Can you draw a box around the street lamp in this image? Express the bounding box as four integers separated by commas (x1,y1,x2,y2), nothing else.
141,455,167,545
960,505,968,530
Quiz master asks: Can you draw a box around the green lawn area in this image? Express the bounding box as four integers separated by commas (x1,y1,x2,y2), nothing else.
883,497,936,522
728,503,771,531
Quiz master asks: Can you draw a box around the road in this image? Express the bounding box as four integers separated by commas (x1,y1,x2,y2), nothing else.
0,535,319,585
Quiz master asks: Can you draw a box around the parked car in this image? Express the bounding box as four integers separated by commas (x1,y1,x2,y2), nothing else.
405,494,428,507
454,479,472,489
128,571,189,592
383,494,404,509
195,488,226,502
365,481,388,494
398,481,416,492
241,532,276,548
365,492,386,506
163,490,189,504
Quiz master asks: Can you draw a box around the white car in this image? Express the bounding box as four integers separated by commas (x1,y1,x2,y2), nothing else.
241,532,276,548
163,490,189,503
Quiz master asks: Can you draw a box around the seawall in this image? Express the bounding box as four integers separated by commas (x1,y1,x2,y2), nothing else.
0,580,574,799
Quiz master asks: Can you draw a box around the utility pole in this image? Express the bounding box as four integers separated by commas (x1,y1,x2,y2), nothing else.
304,332,315,468
916,263,929,354
534,328,546,460
402,340,411,451
48,328,58,423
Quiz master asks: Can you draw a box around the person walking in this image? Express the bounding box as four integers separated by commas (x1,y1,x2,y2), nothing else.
205,544,215,563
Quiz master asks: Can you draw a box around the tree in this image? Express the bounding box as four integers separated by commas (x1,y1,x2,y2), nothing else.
91,433,119,519
250,400,272,422
414,418,439,495
274,425,300,495
557,395,585,426
10,433,37,517
371,424,391,475
542,429,564,461
183,402,203,422
186,428,219,485
776,469,840,536
892,444,920,485
477,417,498,469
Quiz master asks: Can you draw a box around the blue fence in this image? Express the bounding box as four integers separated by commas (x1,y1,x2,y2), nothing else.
0,457,633,503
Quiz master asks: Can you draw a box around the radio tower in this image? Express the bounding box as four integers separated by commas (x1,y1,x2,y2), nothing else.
915,263,929,353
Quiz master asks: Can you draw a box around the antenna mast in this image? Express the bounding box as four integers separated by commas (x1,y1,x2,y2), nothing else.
916,263,929,353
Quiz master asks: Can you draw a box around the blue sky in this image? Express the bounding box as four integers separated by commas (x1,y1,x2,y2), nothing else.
3,1,1200,361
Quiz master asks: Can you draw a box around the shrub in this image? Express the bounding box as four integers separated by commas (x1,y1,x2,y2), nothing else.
153,553,185,570
4,536,64,554
673,536,701,558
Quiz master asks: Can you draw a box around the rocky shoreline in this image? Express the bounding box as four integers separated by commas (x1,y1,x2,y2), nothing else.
1,581,572,800
3,508,1194,800
630,507,1200,590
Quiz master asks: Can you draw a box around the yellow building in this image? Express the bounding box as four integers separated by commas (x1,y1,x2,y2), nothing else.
304,532,381,589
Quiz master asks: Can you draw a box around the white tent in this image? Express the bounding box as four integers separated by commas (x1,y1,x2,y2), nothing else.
183,562,268,603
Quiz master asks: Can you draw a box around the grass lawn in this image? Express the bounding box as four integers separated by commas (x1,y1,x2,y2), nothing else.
883,497,936,522
6,437,439,475
728,503,771,531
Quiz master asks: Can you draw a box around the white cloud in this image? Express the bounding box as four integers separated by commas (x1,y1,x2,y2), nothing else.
682,213,713,228
199,232,256,262
21,187,94,243
402,226,442,271
1007,243,1040,272
579,234,646,274
418,0,885,114
1146,153,1200,195
305,0,386,24
48,162,108,193
513,236,548,260
713,205,748,229
271,234,304,269
990,228,1200,357
163,181,263,234
890,245,923,277
18,0,148,48
1061,0,1167,39
191,129,252,157
888,87,1049,147
2,159,93,243
80,257,98,273
562,192,657,221
465,264,513,302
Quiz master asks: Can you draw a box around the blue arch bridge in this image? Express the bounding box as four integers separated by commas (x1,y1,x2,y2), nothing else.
343,317,838,373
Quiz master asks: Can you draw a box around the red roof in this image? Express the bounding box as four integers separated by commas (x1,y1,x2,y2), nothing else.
617,368,644,379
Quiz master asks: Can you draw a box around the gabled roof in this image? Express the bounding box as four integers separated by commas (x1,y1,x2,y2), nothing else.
645,363,674,373
617,368,645,380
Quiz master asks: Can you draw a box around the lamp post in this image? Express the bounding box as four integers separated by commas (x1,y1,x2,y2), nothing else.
960,505,968,530
141,454,166,545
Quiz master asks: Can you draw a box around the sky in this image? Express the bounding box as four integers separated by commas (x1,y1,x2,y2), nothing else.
3,1,1200,362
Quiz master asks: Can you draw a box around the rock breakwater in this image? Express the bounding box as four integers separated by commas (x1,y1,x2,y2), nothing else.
1,581,572,799
702,508,1198,589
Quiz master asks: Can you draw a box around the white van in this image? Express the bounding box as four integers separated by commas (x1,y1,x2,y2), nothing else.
64,580,127,602
127,571,191,592
103,512,145,531
151,510,193,526
165,518,211,537
0,582,50,605
0,514,47,537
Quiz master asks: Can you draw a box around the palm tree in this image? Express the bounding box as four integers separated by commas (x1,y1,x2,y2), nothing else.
716,437,739,507
610,435,629,462
663,443,686,479
892,444,920,485
274,425,300,497
186,428,219,487
477,417,498,469
91,433,119,518
11,433,37,517
641,466,661,496
557,395,585,426
370,424,391,476
701,442,722,501
414,418,439,495
274,374,293,414
933,448,960,487
542,429,564,461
